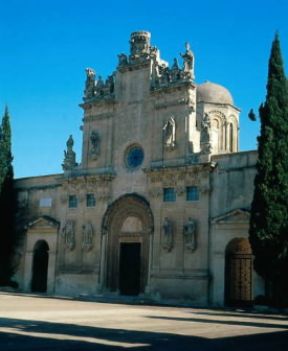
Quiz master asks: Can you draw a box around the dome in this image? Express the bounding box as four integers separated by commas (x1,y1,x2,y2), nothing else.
197,81,234,105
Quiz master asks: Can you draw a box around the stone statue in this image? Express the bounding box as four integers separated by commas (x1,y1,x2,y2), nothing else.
183,218,197,252
84,68,96,99
162,217,174,252
89,130,101,160
181,42,195,80
163,117,176,150
61,220,75,251
82,223,94,251
62,135,77,171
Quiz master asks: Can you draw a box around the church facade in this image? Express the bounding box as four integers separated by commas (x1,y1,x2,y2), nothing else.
14,32,264,306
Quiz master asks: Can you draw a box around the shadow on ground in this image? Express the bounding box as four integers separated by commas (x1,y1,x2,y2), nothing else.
0,317,288,351
147,315,288,329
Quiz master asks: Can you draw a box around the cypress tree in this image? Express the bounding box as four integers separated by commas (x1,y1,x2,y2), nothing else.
0,107,15,286
249,34,288,306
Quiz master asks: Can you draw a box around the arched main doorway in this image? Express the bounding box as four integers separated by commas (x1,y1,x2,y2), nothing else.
102,194,154,295
31,240,49,292
225,238,253,306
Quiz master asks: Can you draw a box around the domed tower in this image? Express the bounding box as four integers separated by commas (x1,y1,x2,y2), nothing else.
196,81,240,157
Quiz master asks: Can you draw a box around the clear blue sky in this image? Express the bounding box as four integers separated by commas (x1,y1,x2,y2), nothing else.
0,0,287,178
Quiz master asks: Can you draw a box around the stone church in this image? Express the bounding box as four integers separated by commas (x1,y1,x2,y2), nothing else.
14,31,264,306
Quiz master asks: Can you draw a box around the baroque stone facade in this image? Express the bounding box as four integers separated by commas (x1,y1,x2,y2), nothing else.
13,32,263,306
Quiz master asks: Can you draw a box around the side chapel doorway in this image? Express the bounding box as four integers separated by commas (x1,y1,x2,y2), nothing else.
225,238,253,306
31,240,49,292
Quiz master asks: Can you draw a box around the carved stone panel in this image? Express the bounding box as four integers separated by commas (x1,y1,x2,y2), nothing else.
61,220,76,251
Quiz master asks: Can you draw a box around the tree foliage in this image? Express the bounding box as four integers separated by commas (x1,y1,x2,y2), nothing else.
249,34,288,306
0,107,16,285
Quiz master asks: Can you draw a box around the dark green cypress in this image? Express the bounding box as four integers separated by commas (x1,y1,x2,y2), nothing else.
249,34,288,306
0,107,16,286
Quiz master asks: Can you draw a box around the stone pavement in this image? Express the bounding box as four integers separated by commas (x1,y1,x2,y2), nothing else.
0,293,287,350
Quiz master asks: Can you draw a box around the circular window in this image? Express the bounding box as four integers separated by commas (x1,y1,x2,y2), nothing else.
125,145,144,170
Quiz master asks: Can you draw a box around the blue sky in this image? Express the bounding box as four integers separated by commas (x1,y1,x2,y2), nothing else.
0,0,287,178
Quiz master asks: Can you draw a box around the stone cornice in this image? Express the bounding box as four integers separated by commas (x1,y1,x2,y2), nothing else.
16,183,62,191
79,96,115,110
154,97,195,110
83,112,114,122
144,162,215,175
151,81,195,95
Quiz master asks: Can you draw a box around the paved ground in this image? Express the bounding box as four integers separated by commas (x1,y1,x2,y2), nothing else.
0,293,287,350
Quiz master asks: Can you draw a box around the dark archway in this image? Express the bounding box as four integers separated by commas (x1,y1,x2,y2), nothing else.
225,238,252,306
102,194,154,295
31,240,49,292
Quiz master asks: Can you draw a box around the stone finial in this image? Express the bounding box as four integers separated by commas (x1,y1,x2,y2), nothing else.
62,135,78,171
172,58,180,70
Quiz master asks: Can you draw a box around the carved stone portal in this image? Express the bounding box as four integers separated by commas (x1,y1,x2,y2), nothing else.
102,194,153,294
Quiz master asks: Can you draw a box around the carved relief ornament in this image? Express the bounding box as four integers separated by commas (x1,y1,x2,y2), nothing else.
183,218,197,252
162,217,174,252
61,220,76,251
82,223,94,251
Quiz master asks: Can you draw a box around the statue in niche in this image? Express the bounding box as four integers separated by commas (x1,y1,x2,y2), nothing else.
163,116,176,150
89,130,100,160
61,220,75,251
84,68,96,99
118,53,128,66
201,113,211,143
201,113,212,154
62,135,78,171
82,223,94,251
181,42,195,80
151,56,160,89
183,218,197,252
162,217,174,252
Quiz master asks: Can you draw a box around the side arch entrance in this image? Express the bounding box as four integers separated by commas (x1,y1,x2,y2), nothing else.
31,240,49,292
225,238,253,306
102,194,154,295
23,216,59,294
